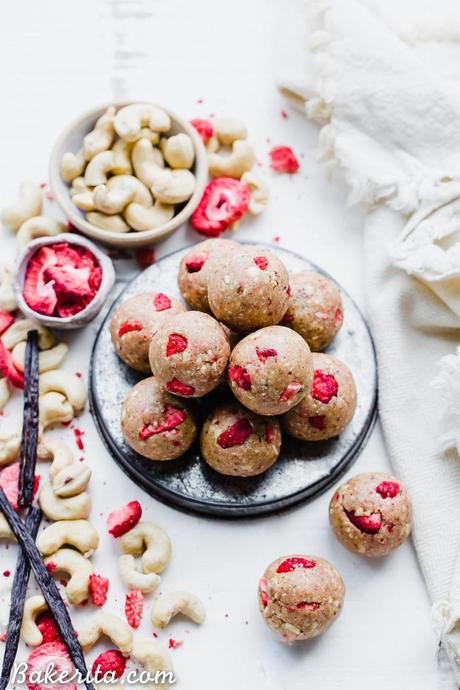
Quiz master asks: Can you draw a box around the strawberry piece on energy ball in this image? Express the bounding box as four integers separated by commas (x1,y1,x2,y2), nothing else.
191,177,250,237
185,252,207,273
153,293,172,311
166,334,188,357
217,418,253,449
311,370,338,404
346,511,382,534
375,480,400,499
118,320,143,337
139,406,186,440
228,365,252,391
166,378,195,396
269,145,300,173
107,501,142,538
276,557,317,573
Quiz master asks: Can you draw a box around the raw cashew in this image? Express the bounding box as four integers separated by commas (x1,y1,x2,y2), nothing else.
69,177,89,198
118,555,161,594
37,520,99,558
39,390,74,431
131,636,173,690
114,103,171,141
2,320,55,351
151,592,206,628
151,169,196,204
86,211,130,233
214,116,247,145
208,140,256,179
161,133,195,169
83,106,115,160
73,191,96,212
132,138,164,187
138,128,160,144
45,440,75,478
84,151,115,186
241,171,269,214
16,216,66,249
60,150,86,183
0,181,43,231
0,379,10,409
0,513,14,540
112,138,134,175
78,612,133,653
44,548,93,605
21,595,48,646
39,481,91,521
13,342,68,374
205,135,219,153
94,175,153,214
0,265,17,311
120,522,172,574
39,370,87,412
51,462,91,498
124,201,174,232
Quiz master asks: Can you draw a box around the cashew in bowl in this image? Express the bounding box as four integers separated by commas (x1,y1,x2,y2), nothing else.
120,522,172,574
2,319,55,351
0,265,17,311
132,138,164,188
131,636,173,690
69,177,89,198
37,520,99,558
86,211,130,233
83,106,116,160
73,191,96,212
240,171,269,214
112,138,134,175
21,595,48,646
208,140,256,179
39,370,87,412
94,175,153,214
214,116,247,146
78,612,133,653
44,548,93,605
123,201,174,232
16,216,66,249
150,169,196,205
84,150,115,186
114,104,171,141
51,462,91,498
150,591,206,628
13,343,68,375
161,133,195,169
118,554,161,594
0,379,10,410
39,481,91,521
60,150,86,183
0,181,43,231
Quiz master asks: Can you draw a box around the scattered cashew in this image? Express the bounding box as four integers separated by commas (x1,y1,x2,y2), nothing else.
39,391,74,429
118,554,161,594
241,171,269,214
94,175,153,214
45,440,75,478
0,379,10,410
112,138,134,175
208,140,256,179
114,103,171,141
21,596,48,646
86,211,130,233
83,106,116,160
72,191,96,212
132,138,164,188
51,462,91,498
151,169,196,204
2,320,55,351
16,216,66,249
161,133,195,169
60,150,86,183
120,522,172,574
78,612,133,653
0,265,17,311
131,636,173,690
151,592,206,628
13,342,68,374
39,481,91,521
84,150,115,186
39,370,87,412
44,548,93,605
214,116,247,145
124,201,174,232
0,513,14,540
0,181,43,231
37,520,99,558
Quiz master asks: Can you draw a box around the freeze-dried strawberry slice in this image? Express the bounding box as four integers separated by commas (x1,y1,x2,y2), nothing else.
36,612,62,643
279,381,301,402
259,578,269,608
228,365,251,390
265,424,274,443
269,146,300,173
185,252,207,273
334,307,343,324
295,601,321,611
89,573,109,607
139,406,186,440
190,118,213,143
0,463,20,509
118,320,143,337
0,340,24,388
153,293,172,311
166,378,195,396
107,501,142,538
0,310,14,336
23,253,58,317
217,418,253,448
26,642,76,690
166,334,188,357
125,589,144,628
92,649,126,681
346,511,382,534
43,264,93,300
253,256,268,270
311,370,338,404
136,247,156,270
191,177,250,237
375,481,400,499
276,557,316,573
256,347,278,362
308,415,326,430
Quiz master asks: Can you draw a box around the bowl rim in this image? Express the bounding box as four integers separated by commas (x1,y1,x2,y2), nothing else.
49,101,208,248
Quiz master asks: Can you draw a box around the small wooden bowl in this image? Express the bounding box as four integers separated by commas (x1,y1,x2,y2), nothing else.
49,102,208,248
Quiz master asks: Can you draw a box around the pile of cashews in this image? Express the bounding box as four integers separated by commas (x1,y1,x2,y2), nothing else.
61,103,199,234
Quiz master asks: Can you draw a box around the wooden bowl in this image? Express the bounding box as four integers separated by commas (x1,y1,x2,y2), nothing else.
49,102,208,248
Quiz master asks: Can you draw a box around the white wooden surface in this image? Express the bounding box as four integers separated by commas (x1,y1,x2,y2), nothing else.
0,1,438,688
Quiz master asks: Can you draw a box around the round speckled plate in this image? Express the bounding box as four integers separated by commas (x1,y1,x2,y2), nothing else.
90,244,377,517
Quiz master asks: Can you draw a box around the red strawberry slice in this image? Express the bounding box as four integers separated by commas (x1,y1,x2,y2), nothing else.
23,255,58,316
166,334,188,357
26,642,76,690
190,118,213,143
43,264,93,300
185,252,208,273
36,612,62,643
217,418,253,448
191,177,250,237
279,381,301,402
92,649,126,681
312,370,338,404
0,310,14,336
256,347,278,362
89,573,109,606
0,463,20,509
269,146,300,173
228,365,251,390
308,415,327,430
276,557,316,573
136,247,156,270
139,406,186,440
253,256,268,270
166,378,195,396
168,638,183,649
153,293,172,311
0,340,24,388
259,578,269,608
107,501,142,538
265,424,274,443
118,320,143,337
346,511,382,534
375,481,400,499
125,589,144,628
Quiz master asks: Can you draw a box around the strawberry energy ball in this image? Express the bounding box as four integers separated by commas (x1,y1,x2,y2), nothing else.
282,272,343,351
282,353,356,441
228,326,313,415
178,238,238,312
149,311,230,397
200,401,281,477
110,292,185,372
258,555,345,642
329,472,412,557
121,376,197,461
207,246,290,332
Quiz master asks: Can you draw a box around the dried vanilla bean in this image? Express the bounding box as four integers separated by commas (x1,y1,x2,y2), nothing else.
18,330,39,507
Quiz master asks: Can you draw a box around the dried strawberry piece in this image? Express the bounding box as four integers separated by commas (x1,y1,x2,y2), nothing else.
168,638,183,649
46,562,56,573
346,511,382,534
43,264,93,300
281,312,294,324
0,311,14,336
125,589,144,628
334,307,343,324
36,612,62,643
228,365,251,390
89,573,109,606
139,406,186,440
23,252,58,316
185,252,207,273
269,146,300,173
312,370,338,404
256,347,278,362
265,424,274,443
253,256,268,270
0,341,24,389
26,642,76,690
136,247,156,270
118,320,143,337
295,601,321,611
0,463,20,509
153,292,172,311
107,500,142,537
279,381,301,402
191,177,250,237
308,415,326,430
56,300,89,318
166,378,195,396
92,649,126,681
259,578,269,608
190,118,213,143
375,481,400,499
277,557,316,573
217,418,253,448
166,334,188,357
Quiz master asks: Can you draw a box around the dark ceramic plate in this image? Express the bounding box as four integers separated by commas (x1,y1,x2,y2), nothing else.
90,244,377,518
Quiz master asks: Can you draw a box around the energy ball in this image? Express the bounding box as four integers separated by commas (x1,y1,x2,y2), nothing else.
329,472,412,557
121,377,197,461
207,246,290,332
200,401,281,477
178,238,238,312
149,311,230,397
282,352,356,441
228,326,313,415
110,292,185,372
258,555,345,643
282,272,343,351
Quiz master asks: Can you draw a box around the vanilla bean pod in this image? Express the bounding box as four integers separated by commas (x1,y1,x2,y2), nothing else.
18,330,39,508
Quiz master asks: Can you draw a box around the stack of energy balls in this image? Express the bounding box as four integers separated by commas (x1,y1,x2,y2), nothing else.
110,238,357,477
